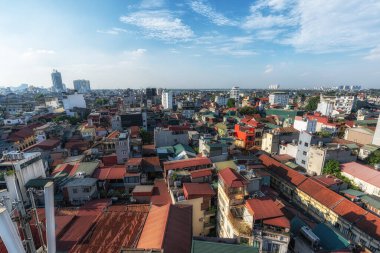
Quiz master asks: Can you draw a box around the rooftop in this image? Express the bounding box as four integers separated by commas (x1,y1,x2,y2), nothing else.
219,167,247,188
137,204,192,253
163,157,212,171
183,183,215,199
341,162,380,188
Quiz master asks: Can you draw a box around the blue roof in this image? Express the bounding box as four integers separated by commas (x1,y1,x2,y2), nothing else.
312,224,350,251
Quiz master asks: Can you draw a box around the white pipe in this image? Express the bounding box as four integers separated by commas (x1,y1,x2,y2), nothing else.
44,182,56,253
0,207,26,253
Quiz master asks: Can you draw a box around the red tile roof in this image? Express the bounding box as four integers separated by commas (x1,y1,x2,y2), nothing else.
106,130,120,139
183,183,215,199
260,154,380,241
129,126,140,138
190,168,212,179
151,179,172,206
24,139,61,151
263,216,290,228
259,154,307,186
70,205,150,253
246,197,285,220
163,157,212,171
137,204,192,253
93,166,126,180
126,158,143,166
101,154,117,166
219,167,247,188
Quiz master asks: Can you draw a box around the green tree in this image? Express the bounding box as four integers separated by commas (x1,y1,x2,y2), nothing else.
305,96,320,111
238,106,259,116
368,150,380,165
140,129,153,144
323,160,341,175
227,98,235,108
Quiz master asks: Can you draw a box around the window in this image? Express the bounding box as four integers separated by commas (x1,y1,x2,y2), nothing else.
304,142,309,147
301,160,306,165
303,151,307,156
83,187,91,193
122,150,128,155
73,188,78,194
299,141,302,145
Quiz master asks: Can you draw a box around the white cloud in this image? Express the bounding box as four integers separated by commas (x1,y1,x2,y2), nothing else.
23,48,56,58
364,45,380,60
264,64,273,74
120,10,194,41
139,0,165,9
97,27,127,35
287,0,380,53
190,1,237,26
231,36,254,45
123,48,147,59
255,29,284,40
209,46,256,57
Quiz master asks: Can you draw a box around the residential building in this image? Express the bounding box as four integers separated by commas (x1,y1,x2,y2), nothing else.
293,116,317,133
234,118,264,149
344,127,375,145
230,86,240,106
317,95,356,116
217,167,290,252
215,95,228,106
341,162,380,196
164,157,212,179
154,126,189,148
120,110,147,130
0,152,46,203
51,69,64,92
295,131,331,168
261,127,299,155
306,143,357,176
62,92,86,110
62,178,98,205
359,144,380,160
162,91,173,110
169,182,216,236
73,79,91,93
145,87,157,99
269,92,289,106
260,154,380,252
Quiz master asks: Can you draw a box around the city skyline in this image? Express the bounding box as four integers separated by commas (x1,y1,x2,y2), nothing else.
1,0,380,89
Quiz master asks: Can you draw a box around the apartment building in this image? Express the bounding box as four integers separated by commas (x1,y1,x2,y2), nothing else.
317,95,356,116
269,92,289,107
261,127,299,155
154,126,190,147
306,143,357,176
217,167,290,252
260,154,380,252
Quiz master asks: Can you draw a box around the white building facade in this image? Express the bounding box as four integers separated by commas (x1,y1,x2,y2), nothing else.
162,91,173,110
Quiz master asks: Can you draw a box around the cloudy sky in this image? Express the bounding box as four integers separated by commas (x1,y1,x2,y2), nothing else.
0,0,380,89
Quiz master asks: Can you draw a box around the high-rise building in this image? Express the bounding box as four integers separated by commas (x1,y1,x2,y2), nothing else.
230,86,239,107
51,69,64,92
269,92,289,106
145,88,157,99
73,79,91,93
162,91,173,110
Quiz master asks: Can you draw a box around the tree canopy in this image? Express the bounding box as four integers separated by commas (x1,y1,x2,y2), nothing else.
227,98,235,108
367,150,380,166
238,106,259,116
322,160,341,175
305,96,320,111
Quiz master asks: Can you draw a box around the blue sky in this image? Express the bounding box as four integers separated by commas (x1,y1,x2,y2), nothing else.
0,0,380,89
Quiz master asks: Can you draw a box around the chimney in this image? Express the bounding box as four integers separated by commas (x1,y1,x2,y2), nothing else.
0,207,26,253
44,182,56,253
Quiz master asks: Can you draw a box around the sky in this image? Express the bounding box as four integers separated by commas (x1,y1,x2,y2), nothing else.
0,0,380,89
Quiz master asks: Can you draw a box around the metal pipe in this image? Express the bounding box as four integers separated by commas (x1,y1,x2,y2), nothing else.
44,182,56,253
0,207,26,253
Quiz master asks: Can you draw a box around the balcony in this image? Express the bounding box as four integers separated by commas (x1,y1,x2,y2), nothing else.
228,207,252,237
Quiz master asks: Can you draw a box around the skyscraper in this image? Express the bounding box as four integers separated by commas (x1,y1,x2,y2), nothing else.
51,69,64,92
73,79,91,93
230,86,240,107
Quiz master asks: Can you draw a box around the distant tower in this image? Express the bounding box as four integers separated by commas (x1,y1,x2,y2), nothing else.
230,86,240,107
51,69,64,92
373,116,380,146
162,91,173,110
73,79,91,93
